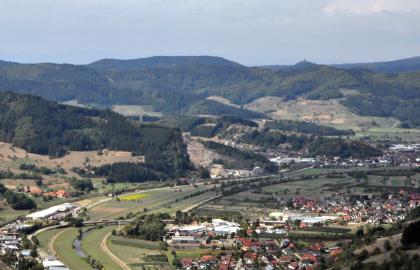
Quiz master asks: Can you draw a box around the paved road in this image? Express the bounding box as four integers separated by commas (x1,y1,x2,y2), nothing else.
30,222,68,239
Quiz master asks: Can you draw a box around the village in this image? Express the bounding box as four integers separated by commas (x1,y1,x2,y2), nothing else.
0,170,419,269
162,190,420,269
0,142,419,269
0,202,83,270
163,216,344,270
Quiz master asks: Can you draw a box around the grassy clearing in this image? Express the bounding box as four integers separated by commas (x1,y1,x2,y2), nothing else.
109,240,162,265
108,236,170,267
0,209,28,223
354,126,420,143
110,236,160,249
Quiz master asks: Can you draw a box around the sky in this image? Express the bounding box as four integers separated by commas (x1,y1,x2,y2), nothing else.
1,0,420,66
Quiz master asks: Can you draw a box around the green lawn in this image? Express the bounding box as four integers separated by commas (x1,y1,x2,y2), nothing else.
354,126,420,143
82,226,125,270
110,236,160,249
37,228,61,254
0,209,28,224
108,238,162,264
53,228,94,270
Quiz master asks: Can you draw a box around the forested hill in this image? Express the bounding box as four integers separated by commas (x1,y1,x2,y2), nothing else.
262,57,420,73
0,60,17,68
333,56,420,73
1,56,420,126
88,55,242,71
0,92,192,178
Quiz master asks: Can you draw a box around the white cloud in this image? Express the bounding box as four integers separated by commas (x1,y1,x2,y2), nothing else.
324,0,420,15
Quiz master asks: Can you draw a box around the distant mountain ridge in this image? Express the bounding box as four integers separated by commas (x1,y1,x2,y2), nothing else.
0,60,17,68
333,56,420,73
259,60,319,71
89,55,242,71
0,55,420,126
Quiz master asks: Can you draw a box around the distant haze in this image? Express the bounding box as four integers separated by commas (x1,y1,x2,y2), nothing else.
1,0,420,65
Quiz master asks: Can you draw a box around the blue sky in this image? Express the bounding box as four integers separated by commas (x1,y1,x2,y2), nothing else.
1,0,419,65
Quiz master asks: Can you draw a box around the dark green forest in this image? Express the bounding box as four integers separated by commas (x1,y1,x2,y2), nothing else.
202,141,277,172
240,129,381,158
0,183,36,210
266,120,354,136
1,56,420,125
0,92,192,179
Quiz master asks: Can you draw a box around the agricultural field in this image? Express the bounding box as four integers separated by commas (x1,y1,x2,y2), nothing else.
87,187,179,220
354,126,420,143
244,97,420,142
119,192,151,201
108,236,171,269
245,97,394,129
87,184,217,220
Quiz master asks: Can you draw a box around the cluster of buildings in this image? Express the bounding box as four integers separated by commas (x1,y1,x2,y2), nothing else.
268,144,420,170
42,256,69,270
269,157,316,166
210,165,264,179
265,191,420,225
165,219,241,247
176,233,344,270
172,190,420,269
26,203,79,220
389,144,420,152
0,232,21,254
164,216,348,270
0,203,83,269
26,186,73,198
0,223,70,270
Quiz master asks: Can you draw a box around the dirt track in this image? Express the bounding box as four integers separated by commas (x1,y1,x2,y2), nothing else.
100,232,131,270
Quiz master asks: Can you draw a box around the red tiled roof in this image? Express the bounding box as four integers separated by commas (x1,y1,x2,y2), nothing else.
243,252,258,260
200,255,216,262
